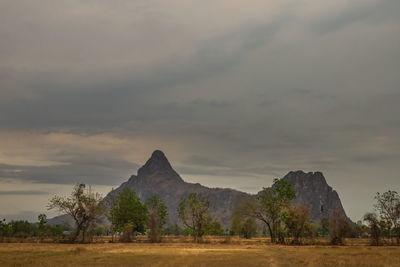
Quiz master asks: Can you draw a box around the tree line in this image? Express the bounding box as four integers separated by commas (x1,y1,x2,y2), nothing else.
1,179,399,245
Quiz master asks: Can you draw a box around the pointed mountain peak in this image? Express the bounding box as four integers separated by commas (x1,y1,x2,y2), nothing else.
284,170,327,184
137,150,174,177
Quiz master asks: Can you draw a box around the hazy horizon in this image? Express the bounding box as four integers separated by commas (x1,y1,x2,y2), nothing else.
1,0,399,223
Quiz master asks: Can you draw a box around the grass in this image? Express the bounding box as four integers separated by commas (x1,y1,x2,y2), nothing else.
0,238,400,266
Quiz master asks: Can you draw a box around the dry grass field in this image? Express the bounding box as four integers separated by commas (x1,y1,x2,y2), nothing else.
1,238,400,267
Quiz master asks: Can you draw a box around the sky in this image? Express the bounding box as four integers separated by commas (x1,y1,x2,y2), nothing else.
0,0,399,222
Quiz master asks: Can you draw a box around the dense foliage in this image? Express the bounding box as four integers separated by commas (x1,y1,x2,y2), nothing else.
107,187,148,242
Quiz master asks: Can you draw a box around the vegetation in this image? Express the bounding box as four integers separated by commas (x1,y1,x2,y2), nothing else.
374,190,400,243
0,217,72,242
284,204,314,244
205,219,225,236
363,212,384,246
178,193,212,242
329,208,351,245
164,224,184,236
232,178,296,243
146,196,168,242
318,218,329,237
107,187,148,242
48,183,105,243
231,216,257,239
2,180,400,249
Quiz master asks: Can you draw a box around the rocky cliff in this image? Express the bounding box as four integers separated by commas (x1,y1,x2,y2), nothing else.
283,170,347,222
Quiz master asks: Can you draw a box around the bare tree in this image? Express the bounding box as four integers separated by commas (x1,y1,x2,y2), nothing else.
146,196,168,243
363,212,384,246
284,204,313,245
374,190,400,243
329,207,350,245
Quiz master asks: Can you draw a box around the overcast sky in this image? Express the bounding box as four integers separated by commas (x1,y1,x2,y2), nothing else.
0,0,399,222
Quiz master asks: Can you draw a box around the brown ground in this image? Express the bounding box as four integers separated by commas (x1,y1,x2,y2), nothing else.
0,238,399,267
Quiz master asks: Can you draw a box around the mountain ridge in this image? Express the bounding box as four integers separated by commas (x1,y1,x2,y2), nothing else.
48,150,349,228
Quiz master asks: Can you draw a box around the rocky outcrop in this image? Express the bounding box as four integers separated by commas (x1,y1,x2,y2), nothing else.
283,170,348,222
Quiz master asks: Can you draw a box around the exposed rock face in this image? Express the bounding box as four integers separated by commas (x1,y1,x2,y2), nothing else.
283,171,348,222
49,151,349,227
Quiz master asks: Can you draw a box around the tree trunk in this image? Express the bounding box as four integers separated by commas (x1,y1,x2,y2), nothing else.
266,223,274,243
72,224,82,243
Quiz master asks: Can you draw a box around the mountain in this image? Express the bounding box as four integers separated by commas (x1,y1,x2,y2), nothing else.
108,150,248,227
282,170,348,222
49,150,349,227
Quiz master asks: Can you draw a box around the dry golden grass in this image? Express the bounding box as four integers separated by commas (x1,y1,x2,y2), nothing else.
0,238,399,267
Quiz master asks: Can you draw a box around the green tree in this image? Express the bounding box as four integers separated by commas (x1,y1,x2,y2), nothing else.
233,217,257,239
374,190,400,243
205,219,225,236
146,196,168,242
318,218,329,237
9,220,37,238
163,224,184,236
178,193,211,242
0,219,10,241
109,187,148,242
106,188,119,242
37,214,47,241
48,184,105,243
234,178,295,243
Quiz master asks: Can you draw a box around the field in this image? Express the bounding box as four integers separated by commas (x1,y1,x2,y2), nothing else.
1,238,400,267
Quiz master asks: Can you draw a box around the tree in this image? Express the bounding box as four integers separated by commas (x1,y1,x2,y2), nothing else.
37,214,47,241
164,224,184,236
329,208,350,245
318,218,330,237
9,220,37,238
374,190,400,243
108,187,148,242
48,183,105,243
0,219,10,241
146,195,168,242
363,212,384,246
178,193,211,242
231,215,257,239
205,219,225,236
284,204,313,245
106,188,119,242
234,178,295,243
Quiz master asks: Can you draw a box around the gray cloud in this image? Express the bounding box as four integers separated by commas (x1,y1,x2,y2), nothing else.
0,0,399,221
312,0,400,34
0,159,137,186
0,190,49,195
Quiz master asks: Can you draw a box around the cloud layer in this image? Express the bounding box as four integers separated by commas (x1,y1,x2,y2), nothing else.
0,0,399,221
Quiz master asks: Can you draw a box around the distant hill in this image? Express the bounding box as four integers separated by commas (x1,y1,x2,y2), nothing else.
48,150,349,228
